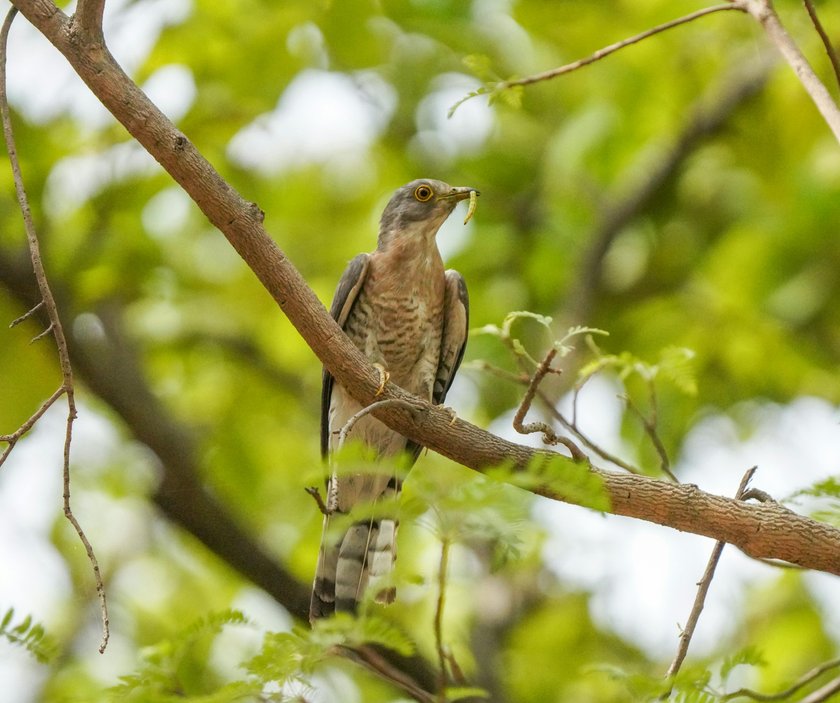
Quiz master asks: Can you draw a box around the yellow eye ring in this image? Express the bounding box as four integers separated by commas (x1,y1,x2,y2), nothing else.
414,185,434,202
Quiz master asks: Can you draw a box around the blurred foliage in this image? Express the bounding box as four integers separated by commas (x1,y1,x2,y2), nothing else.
0,609,57,664
2,0,840,701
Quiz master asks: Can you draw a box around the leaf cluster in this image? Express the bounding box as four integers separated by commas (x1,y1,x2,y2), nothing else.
0,608,57,664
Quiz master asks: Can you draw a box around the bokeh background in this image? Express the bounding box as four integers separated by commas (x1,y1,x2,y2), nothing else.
2,0,840,700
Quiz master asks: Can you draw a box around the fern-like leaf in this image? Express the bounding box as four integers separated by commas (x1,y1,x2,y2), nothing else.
0,608,57,663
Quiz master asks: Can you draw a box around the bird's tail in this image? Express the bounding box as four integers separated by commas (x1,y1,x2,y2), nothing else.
309,515,398,622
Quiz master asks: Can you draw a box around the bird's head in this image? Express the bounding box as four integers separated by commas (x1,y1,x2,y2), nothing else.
377,179,478,250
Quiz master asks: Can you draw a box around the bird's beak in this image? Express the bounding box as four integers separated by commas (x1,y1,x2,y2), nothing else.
438,186,479,203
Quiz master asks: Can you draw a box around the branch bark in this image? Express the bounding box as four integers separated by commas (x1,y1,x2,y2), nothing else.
9,0,840,585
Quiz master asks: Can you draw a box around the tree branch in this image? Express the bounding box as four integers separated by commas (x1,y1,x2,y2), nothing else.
802,0,840,92
498,4,743,90
722,657,840,701
70,0,105,41
735,0,840,142
0,4,108,653
661,468,756,698
10,0,840,589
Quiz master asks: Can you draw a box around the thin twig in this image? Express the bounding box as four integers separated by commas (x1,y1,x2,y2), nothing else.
539,389,643,475
802,0,840,93
800,675,840,703
0,6,108,653
434,538,451,700
0,386,66,467
512,347,587,461
499,4,742,90
338,398,425,447
741,487,776,503
340,645,438,703
721,658,840,701
30,322,54,343
304,486,330,516
660,467,757,699
9,300,43,327
622,390,679,483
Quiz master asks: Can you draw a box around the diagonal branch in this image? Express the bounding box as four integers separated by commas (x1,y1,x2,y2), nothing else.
722,657,840,701
10,0,840,584
802,0,840,92
498,4,743,90
661,468,757,698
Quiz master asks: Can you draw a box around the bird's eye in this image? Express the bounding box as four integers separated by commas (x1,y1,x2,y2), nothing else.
414,185,434,202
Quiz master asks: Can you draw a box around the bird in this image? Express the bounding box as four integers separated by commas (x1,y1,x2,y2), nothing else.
309,178,476,622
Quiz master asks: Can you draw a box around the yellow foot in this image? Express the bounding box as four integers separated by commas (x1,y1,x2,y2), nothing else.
442,406,458,426
373,363,390,396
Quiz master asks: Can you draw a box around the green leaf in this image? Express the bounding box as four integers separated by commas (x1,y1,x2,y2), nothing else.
719,644,766,682
447,685,491,700
491,454,610,512
658,346,698,396
0,608,57,663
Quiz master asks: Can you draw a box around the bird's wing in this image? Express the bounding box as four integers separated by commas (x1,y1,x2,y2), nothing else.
434,269,469,405
404,269,469,464
320,253,370,459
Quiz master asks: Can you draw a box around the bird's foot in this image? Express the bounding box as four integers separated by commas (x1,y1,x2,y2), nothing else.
373,363,390,396
442,406,458,426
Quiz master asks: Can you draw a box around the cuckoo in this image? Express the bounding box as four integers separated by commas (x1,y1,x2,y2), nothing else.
310,179,476,622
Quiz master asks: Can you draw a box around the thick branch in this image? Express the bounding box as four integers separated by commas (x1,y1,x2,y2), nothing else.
10,0,840,579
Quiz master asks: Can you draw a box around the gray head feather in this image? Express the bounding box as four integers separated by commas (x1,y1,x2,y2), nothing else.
377,179,474,249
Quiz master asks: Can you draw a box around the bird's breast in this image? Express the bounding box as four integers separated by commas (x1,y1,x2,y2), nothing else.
346,257,445,395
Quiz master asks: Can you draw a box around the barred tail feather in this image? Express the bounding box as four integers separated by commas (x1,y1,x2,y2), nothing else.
370,518,397,604
309,517,339,622
310,477,402,621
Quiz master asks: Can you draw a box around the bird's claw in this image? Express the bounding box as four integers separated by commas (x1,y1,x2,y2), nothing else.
442,406,458,426
373,363,390,396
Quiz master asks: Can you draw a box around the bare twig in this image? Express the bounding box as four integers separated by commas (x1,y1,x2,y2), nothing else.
0,6,108,653
434,538,451,700
498,4,742,90
735,0,840,142
338,398,426,448
801,0,840,93
340,645,438,703
800,675,840,703
622,389,678,483
0,386,65,467
535,388,641,475
512,348,587,461
9,300,43,327
30,321,54,343
722,658,840,701
304,486,331,516
661,467,757,699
